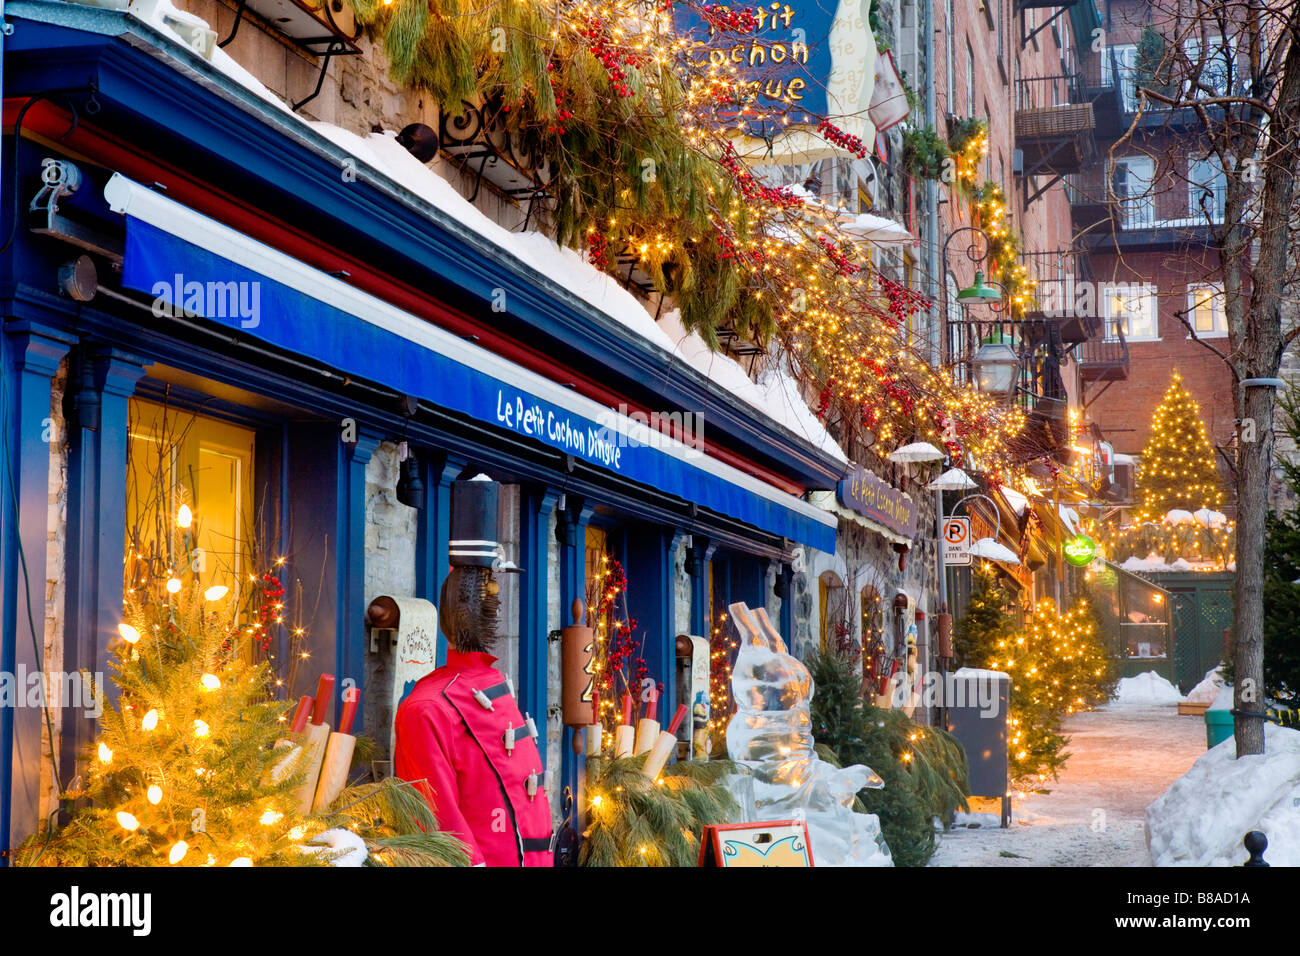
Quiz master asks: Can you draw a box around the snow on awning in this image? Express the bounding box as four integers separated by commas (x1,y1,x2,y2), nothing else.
106,174,837,552
842,213,914,244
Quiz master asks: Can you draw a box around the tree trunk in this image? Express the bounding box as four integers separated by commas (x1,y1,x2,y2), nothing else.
1232,380,1273,756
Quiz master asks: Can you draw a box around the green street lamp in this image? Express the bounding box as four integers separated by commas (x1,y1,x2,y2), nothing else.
957,271,1003,304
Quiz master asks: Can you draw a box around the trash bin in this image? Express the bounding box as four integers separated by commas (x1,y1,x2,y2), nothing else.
943,668,1011,827
1205,708,1234,749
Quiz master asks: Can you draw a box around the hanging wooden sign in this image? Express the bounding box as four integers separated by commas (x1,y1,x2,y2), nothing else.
560,598,596,726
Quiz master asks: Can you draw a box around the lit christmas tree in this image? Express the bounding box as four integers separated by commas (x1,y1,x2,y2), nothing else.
20,575,325,866
1135,371,1224,522
987,597,1117,788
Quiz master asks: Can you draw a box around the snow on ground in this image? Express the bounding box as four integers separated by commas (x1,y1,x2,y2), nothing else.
929,705,1205,866
1111,671,1183,707
1147,722,1300,866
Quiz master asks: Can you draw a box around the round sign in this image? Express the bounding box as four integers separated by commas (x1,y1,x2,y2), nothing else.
1063,533,1097,567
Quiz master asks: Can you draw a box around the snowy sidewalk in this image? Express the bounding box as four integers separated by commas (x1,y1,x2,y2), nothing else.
929,704,1207,866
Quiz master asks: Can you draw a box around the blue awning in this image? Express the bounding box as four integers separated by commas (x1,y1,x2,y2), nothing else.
106,175,837,552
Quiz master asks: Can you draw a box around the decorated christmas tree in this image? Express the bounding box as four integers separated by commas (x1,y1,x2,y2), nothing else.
989,597,1117,788
952,562,1016,668
1135,371,1224,522
20,579,325,866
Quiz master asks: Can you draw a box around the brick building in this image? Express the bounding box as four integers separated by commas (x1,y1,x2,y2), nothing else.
1066,0,1239,515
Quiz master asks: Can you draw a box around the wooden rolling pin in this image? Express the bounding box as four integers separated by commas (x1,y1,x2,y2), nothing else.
295,674,334,813
614,693,635,758
312,687,359,812
641,705,688,780
585,688,603,757
633,689,659,756
266,694,314,786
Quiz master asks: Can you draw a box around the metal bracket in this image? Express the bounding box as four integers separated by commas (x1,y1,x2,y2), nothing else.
29,158,124,262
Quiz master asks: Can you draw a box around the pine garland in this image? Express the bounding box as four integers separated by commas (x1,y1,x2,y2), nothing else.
578,755,737,866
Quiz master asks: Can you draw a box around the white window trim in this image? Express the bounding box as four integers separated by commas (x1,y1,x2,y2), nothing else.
1103,283,1160,342
1186,283,1229,338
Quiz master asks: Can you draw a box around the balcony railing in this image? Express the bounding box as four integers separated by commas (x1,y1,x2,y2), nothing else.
1079,328,1130,382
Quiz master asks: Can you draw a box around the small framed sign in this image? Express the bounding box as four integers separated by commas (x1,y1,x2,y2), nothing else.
698,820,815,867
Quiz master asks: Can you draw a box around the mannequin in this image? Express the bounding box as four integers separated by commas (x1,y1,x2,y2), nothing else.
394,476,554,866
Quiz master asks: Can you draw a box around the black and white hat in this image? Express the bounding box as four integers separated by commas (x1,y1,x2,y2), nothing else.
449,475,522,573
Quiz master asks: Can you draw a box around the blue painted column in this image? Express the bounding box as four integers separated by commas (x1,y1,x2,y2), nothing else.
557,496,595,823
1,320,73,860
337,434,380,728
777,561,795,645
415,452,465,667
61,347,146,792
687,535,716,637
624,524,683,729
518,484,559,750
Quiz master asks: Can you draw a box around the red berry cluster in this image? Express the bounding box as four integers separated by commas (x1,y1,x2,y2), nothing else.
592,559,646,701
719,143,804,210
879,275,930,325
579,18,642,98
587,230,612,271
699,3,758,33
818,235,858,275
252,572,285,653
544,62,576,134
817,119,868,159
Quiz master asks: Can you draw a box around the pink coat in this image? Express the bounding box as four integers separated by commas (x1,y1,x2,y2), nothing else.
395,650,554,867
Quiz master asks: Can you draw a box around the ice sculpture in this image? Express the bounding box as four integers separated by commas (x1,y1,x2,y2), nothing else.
725,602,893,866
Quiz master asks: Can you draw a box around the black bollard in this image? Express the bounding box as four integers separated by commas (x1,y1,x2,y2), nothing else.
1242,831,1269,867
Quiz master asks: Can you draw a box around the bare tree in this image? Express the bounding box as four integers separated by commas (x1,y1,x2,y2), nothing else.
1131,0,1300,755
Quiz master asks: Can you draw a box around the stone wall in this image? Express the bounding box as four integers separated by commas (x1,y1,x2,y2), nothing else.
39,362,68,823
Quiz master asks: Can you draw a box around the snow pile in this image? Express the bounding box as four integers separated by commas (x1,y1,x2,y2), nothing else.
1120,555,1196,573
1185,666,1225,705
1192,508,1228,528
1147,722,1300,866
1164,509,1195,525
1110,671,1183,707
125,0,846,461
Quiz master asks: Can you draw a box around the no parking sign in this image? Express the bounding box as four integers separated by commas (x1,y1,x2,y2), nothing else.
944,517,971,566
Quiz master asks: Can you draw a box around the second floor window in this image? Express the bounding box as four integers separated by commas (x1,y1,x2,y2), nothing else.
1188,284,1228,336
967,39,976,116
1113,156,1156,229
1188,154,1226,224
1104,284,1159,341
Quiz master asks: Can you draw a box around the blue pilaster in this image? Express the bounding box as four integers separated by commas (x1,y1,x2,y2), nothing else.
687,535,717,637
1,320,73,859
338,433,380,728
415,452,465,667
625,524,683,730
61,346,146,792
518,484,559,751
557,496,595,814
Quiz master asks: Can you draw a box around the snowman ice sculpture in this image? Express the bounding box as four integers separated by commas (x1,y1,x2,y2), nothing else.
725,602,893,866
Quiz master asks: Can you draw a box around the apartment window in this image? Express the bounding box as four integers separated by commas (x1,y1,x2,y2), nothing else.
946,0,956,114
1104,43,1140,111
967,39,976,116
1188,284,1228,336
1113,156,1155,229
1188,154,1226,223
996,0,1004,62
1185,36,1233,98
1104,284,1159,341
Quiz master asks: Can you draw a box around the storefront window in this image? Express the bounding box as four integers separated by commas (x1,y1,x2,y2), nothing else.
126,399,255,602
